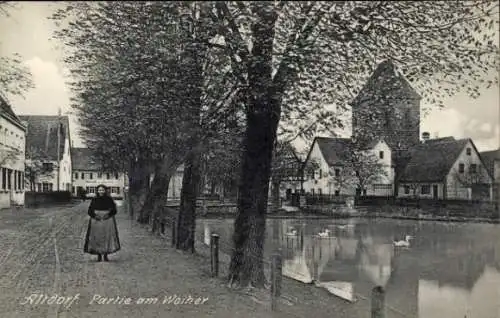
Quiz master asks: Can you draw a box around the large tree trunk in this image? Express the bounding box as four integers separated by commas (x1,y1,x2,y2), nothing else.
174,31,205,251
137,159,177,225
228,4,279,288
137,170,172,225
175,151,202,251
270,180,281,213
128,159,150,221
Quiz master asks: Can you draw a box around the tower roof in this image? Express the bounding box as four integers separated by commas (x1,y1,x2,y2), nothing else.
351,60,421,107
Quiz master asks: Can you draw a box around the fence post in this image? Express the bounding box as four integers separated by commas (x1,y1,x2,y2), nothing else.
171,220,176,247
371,286,385,318
160,218,165,235
210,234,220,277
271,248,283,311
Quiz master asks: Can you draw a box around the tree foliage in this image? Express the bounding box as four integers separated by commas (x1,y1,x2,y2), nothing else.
0,2,33,97
51,1,499,289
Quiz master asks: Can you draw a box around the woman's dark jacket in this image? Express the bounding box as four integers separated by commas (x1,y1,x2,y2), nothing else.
88,195,117,219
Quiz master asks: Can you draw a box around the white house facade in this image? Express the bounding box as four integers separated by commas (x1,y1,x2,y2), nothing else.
398,137,493,201
71,147,126,199
302,137,394,197
19,115,72,193
0,95,26,208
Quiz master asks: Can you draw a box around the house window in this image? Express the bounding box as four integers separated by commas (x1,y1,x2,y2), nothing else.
335,168,340,177
1,168,6,190
458,163,465,173
74,173,78,180
115,173,119,179
466,148,471,155
379,151,384,159
98,172,103,178
106,173,111,180
421,185,430,195
470,164,477,173
318,188,322,195
89,173,93,180
404,186,410,194
7,169,12,190
36,183,42,192
81,172,84,179
311,189,315,195
42,183,52,192
42,162,54,172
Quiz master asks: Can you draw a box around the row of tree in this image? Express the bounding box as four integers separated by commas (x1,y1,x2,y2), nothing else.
47,1,498,288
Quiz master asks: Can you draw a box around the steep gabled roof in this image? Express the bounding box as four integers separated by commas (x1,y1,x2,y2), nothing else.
0,94,25,129
398,138,470,183
305,137,390,168
314,137,353,166
71,147,102,171
479,149,500,178
19,115,70,161
351,60,421,107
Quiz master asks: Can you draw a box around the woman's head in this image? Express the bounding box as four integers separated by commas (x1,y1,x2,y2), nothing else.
96,184,108,197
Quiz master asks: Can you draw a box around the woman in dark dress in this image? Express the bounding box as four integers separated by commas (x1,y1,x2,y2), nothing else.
84,184,121,262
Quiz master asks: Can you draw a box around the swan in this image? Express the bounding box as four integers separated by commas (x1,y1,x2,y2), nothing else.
337,224,355,230
393,235,413,247
318,229,331,237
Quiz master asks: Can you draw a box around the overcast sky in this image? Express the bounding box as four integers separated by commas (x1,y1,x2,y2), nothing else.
1,2,499,152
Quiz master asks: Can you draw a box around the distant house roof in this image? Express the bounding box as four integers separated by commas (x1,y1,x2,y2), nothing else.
398,137,471,183
479,149,500,178
0,94,25,129
351,60,421,107
306,137,389,168
314,137,353,166
71,147,102,171
19,115,70,161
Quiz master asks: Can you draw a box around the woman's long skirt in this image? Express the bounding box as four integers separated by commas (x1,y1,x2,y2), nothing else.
84,211,121,255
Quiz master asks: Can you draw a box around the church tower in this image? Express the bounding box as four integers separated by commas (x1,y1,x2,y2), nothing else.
351,60,421,152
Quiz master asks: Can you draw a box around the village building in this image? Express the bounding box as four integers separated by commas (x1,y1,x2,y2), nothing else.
271,142,304,201
0,94,26,208
479,148,500,204
301,137,393,196
71,147,126,199
19,115,72,193
167,165,184,200
300,60,493,202
397,135,493,201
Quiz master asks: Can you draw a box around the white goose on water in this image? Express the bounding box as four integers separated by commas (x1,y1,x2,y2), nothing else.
318,229,331,237
393,235,413,247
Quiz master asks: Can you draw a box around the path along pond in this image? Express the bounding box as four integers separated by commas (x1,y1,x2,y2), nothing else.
196,217,500,318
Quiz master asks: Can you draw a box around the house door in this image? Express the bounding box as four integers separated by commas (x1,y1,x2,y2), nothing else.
432,185,439,200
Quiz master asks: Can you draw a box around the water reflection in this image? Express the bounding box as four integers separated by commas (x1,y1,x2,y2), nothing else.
197,218,500,318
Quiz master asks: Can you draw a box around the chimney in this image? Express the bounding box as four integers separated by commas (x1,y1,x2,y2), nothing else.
422,132,430,143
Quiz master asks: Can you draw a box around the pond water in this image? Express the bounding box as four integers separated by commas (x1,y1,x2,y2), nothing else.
196,218,500,318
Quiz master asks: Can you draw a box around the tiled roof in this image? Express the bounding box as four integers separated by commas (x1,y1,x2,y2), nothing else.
479,149,500,178
71,148,102,171
0,94,24,127
398,138,470,182
351,60,421,106
18,115,70,161
315,137,354,166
